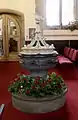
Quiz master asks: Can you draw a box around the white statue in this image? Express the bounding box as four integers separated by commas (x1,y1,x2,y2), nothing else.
20,15,58,55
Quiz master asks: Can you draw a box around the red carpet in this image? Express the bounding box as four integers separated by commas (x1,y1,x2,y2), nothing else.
0,62,78,120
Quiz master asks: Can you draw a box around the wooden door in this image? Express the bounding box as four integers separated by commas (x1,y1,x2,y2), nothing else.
0,14,22,61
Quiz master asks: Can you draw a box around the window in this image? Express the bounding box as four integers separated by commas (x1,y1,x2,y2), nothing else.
46,0,74,27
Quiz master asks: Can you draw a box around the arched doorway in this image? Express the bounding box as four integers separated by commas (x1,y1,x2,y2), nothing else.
0,9,24,61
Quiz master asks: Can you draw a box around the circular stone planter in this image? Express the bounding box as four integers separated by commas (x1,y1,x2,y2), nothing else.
12,88,67,113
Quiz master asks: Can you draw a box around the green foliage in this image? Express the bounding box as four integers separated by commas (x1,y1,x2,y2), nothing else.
65,20,78,31
8,72,67,97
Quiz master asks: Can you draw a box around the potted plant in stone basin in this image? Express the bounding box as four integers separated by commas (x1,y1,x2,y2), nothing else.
8,72,67,113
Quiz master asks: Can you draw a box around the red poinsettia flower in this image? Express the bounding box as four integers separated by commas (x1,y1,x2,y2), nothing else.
26,90,30,94
41,83,46,87
41,81,47,87
17,72,25,76
34,79,39,85
23,77,27,81
31,85,36,89
20,70,30,75
58,84,62,88
22,78,28,84
20,72,25,75
36,76,40,80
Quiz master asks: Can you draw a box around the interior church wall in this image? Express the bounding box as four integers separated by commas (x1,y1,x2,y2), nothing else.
35,0,78,42
35,0,78,27
0,0,36,39
35,0,78,52
0,0,78,44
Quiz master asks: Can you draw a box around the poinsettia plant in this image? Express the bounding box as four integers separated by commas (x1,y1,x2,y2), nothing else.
8,72,67,97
